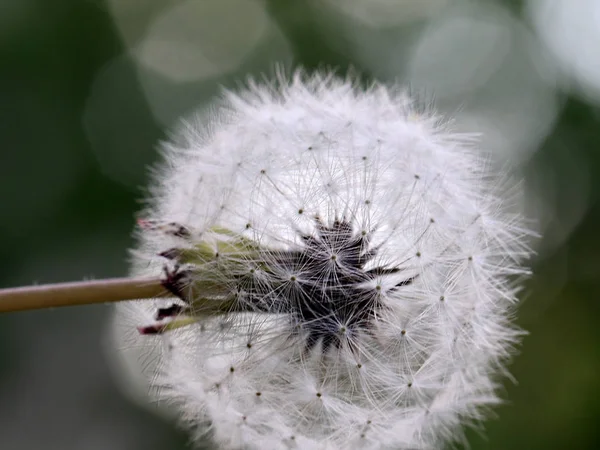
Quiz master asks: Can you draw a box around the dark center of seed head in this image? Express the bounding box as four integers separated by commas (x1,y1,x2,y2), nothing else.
235,218,415,351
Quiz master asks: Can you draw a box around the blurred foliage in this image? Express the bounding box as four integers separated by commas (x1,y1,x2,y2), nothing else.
0,0,598,449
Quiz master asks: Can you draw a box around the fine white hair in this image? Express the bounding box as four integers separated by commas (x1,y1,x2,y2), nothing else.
111,70,534,449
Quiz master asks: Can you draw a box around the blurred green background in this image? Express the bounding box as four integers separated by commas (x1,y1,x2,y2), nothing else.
1,0,599,449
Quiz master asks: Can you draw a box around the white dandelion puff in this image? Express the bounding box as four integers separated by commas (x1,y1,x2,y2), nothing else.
111,71,534,449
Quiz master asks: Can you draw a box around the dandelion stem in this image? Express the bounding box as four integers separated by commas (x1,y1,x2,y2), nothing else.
0,278,167,313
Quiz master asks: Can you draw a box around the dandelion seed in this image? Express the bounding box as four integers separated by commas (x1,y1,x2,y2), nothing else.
112,71,534,449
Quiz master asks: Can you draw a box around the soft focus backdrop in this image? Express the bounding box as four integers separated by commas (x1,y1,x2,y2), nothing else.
1,0,599,449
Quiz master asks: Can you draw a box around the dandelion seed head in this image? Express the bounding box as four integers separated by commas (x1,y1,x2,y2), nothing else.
113,71,534,449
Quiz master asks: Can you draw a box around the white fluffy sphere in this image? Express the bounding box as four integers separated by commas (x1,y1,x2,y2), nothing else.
112,72,533,449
